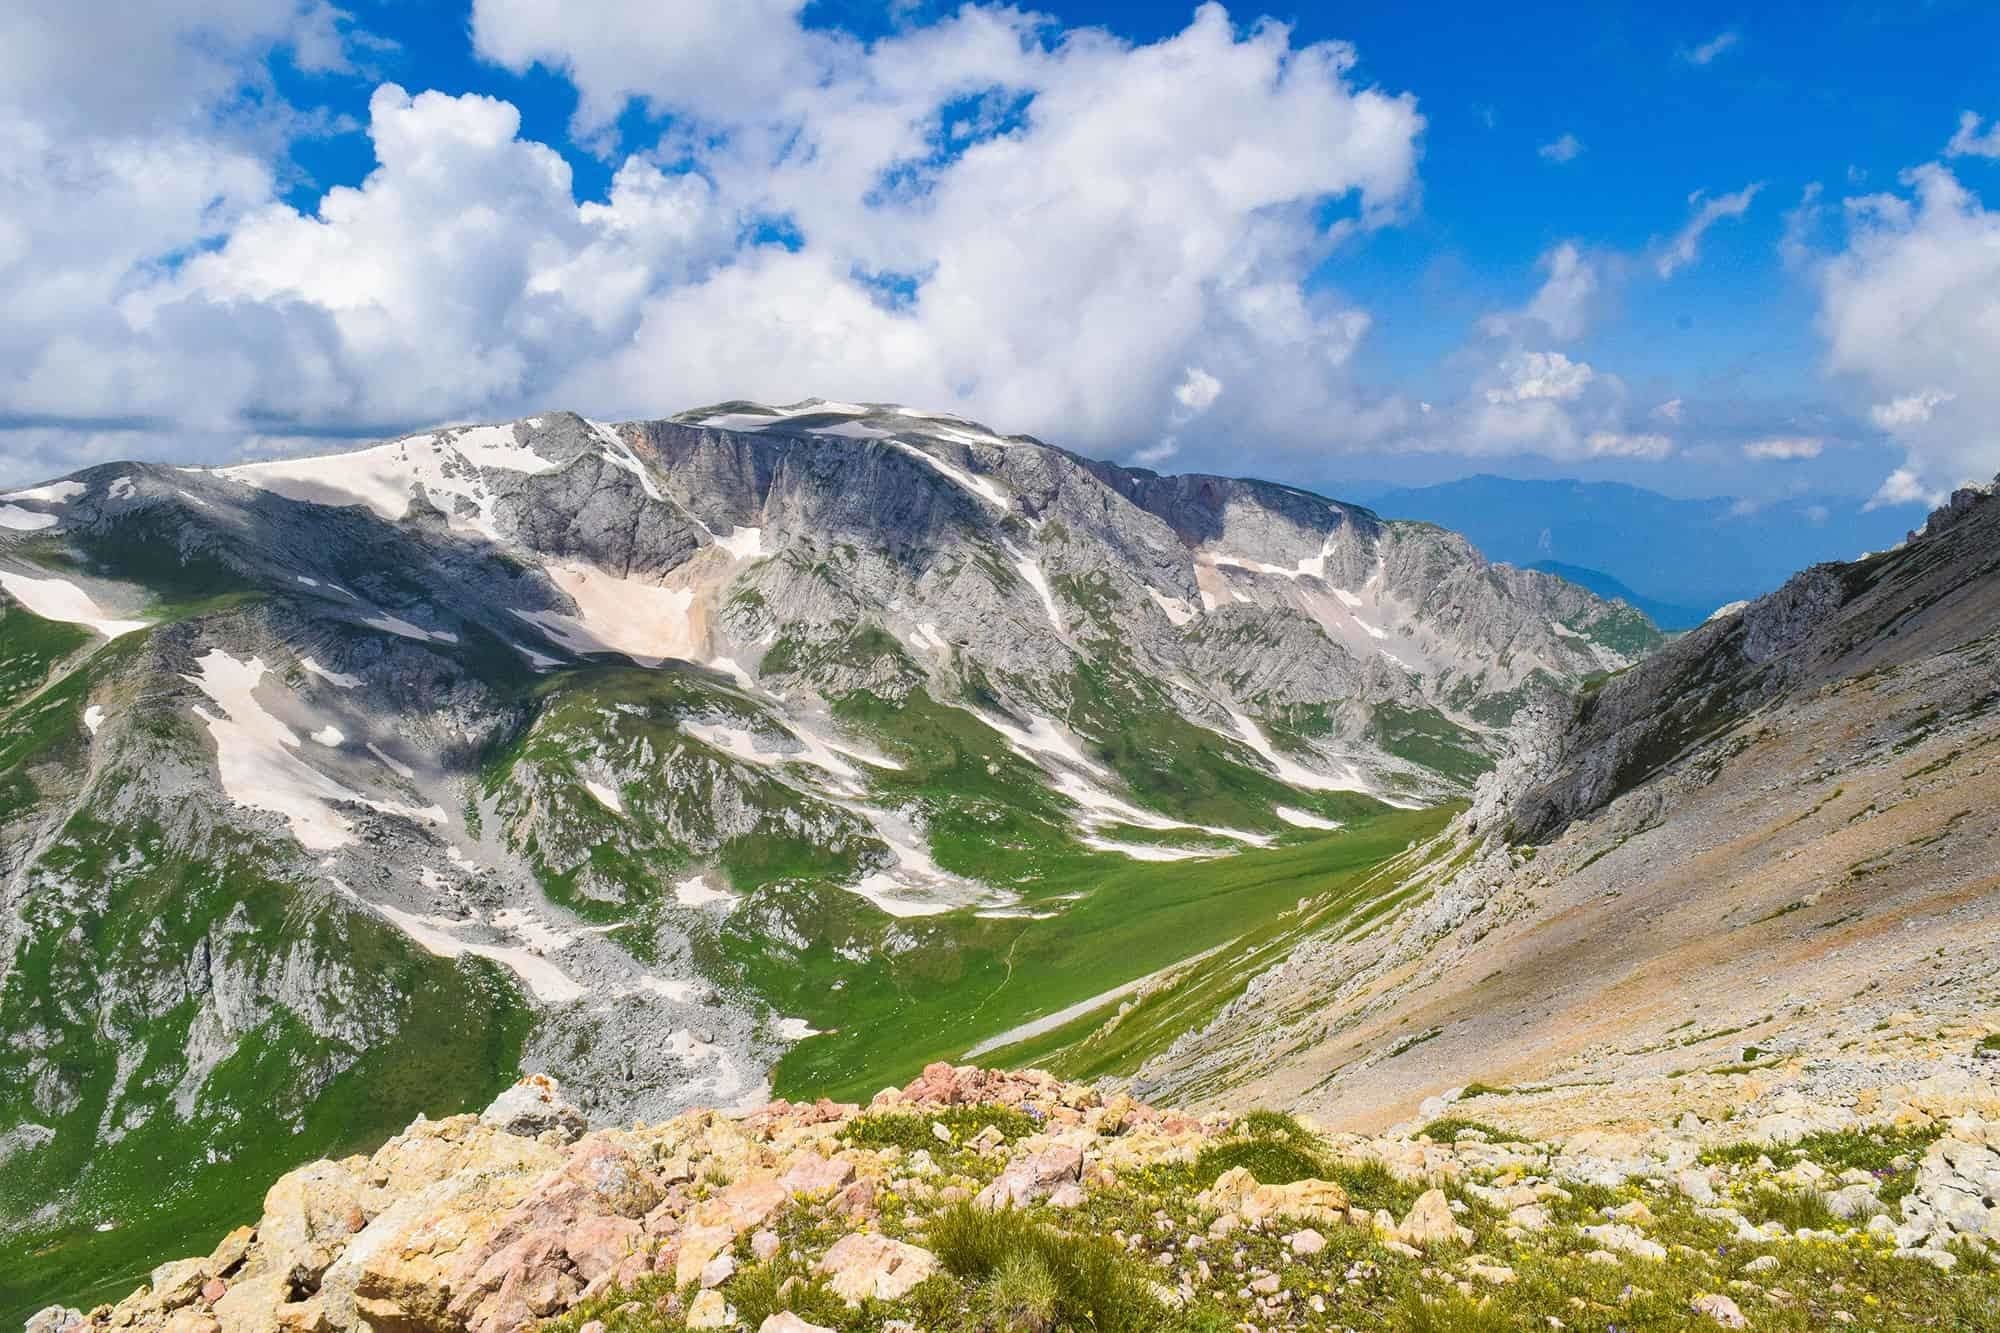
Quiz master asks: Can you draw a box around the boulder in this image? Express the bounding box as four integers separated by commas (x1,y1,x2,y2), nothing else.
974,1144,1084,1210
817,1233,939,1303
685,1290,733,1329
149,1258,214,1310
760,1314,836,1333
1692,1293,1749,1327
1395,1190,1474,1249
255,1161,369,1287
1200,1166,1349,1228
24,1309,85,1333
480,1075,588,1144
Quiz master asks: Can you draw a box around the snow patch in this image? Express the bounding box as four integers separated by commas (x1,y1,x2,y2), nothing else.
973,710,1108,778
300,656,363,689
715,525,763,560
368,900,583,1004
583,779,625,814
83,705,105,735
674,875,736,909
773,1017,821,1040
364,614,457,644
1009,550,1065,634
4,481,85,504
585,419,665,501
512,561,703,667
1275,806,1343,831
310,725,344,747
0,504,59,531
1224,709,1374,795
183,650,445,851
367,742,416,780
1147,587,1197,626
492,907,576,953
447,423,560,474
0,570,151,638
1079,837,1219,862
891,441,1009,509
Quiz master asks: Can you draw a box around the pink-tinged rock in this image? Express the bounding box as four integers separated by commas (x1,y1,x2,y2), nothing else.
688,1179,789,1234
564,1215,643,1283
541,1139,667,1220
831,1179,877,1218
974,1143,1085,1210
751,1228,782,1262
199,1279,228,1306
448,1228,582,1332
817,1233,940,1303
780,1152,857,1197
1046,1182,1087,1209
760,1313,837,1333
1692,1293,1749,1327
675,1225,737,1287
699,1252,736,1289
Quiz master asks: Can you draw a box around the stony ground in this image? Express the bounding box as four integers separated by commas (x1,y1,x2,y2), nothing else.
29,1047,2000,1333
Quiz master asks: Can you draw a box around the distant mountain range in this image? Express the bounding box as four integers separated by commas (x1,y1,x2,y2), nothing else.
1340,475,1916,629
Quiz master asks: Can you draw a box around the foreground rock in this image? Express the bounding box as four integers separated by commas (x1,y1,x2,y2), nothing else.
42,1059,2000,1332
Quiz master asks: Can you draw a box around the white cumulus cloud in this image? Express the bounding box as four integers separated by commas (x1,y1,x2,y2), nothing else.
1656,183,1762,278
1945,111,2000,159
1742,436,1824,461
1816,165,2000,497
1538,132,1584,164
1682,31,1740,66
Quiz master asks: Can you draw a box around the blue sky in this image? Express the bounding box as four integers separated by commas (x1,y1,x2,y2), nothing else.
4,1,1999,510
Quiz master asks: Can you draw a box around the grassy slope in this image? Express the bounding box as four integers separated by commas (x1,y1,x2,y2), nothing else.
754,806,1449,1104
0,604,533,1325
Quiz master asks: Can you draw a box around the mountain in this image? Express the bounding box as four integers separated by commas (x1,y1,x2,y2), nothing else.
1344,474,1916,620
1525,560,1710,631
0,400,1660,1316
1131,475,2000,1133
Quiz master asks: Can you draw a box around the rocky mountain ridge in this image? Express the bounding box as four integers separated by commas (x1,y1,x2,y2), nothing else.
1126,476,2000,1138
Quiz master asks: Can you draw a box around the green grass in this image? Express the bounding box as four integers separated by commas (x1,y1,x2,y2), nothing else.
1418,1117,1526,1145
840,1105,1038,1153
928,1204,1167,1333
1367,703,1495,783
1744,1186,1838,1231
758,805,1449,1102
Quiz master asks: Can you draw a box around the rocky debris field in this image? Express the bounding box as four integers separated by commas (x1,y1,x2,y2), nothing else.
28,1053,2000,1333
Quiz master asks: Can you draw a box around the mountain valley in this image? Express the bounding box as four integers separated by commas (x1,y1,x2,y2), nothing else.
0,401,1659,1317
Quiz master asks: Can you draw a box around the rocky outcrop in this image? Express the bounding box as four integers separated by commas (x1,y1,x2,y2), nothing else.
40,1053,2000,1332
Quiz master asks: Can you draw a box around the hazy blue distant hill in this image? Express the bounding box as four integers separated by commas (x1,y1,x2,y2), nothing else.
1341,475,1913,614
1525,560,1710,631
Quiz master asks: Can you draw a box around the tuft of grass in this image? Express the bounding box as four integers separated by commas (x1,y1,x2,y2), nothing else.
1389,1290,1518,1332
1417,1117,1524,1145
1192,1139,1326,1188
1236,1108,1314,1144
1745,1186,1838,1231
1323,1156,1424,1216
1978,1034,2000,1054
839,1104,1037,1153
978,1251,1061,1333
928,1204,1165,1333
726,1251,850,1328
